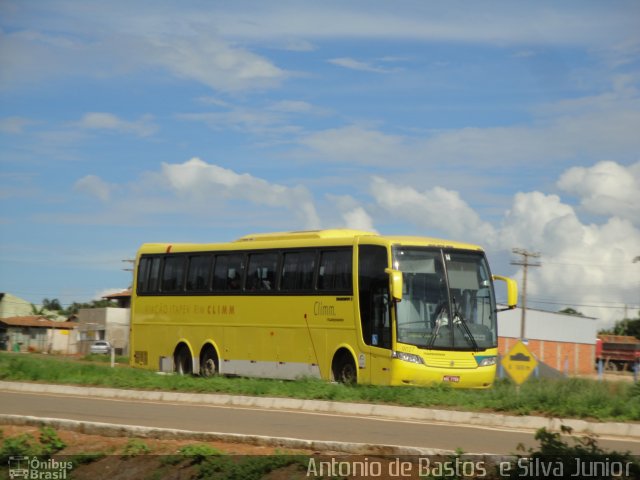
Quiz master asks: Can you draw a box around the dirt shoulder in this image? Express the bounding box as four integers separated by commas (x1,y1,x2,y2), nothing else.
1,424,321,480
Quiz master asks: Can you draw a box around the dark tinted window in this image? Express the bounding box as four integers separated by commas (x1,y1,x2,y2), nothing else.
212,254,244,291
318,250,352,292
161,256,186,292
281,251,316,291
148,257,162,292
137,257,150,294
246,252,279,291
359,245,391,348
186,255,212,292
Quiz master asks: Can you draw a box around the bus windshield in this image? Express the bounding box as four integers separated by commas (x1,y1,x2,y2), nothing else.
393,247,497,351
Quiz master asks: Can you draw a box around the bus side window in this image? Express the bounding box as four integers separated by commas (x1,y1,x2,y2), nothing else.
147,257,162,293
186,254,212,292
246,252,278,291
281,251,316,291
318,250,352,293
213,254,244,292
161,255,187,293
137,257,150,294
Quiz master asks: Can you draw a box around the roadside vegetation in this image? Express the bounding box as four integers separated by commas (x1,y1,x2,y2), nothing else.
82,353,130,364
1,352,639,422
1,423,638,480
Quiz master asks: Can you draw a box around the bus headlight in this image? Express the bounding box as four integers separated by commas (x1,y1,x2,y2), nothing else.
476,356,496,367
392,351,425,365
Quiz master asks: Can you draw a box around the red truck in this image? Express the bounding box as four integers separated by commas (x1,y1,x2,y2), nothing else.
596,334,640,371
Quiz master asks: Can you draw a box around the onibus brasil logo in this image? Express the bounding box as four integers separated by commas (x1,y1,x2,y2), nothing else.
8,456,73,479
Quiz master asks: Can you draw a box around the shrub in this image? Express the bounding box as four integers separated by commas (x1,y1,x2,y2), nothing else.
121,439,151,457
39,426,66,455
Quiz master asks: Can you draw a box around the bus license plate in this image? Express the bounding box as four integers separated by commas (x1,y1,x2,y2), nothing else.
443,375,460,383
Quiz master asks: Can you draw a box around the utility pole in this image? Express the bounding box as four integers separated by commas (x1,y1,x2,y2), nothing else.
511,248,541,340
122,259,135,289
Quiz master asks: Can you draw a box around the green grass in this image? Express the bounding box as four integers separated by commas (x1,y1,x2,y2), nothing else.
82,353,130,364
1,352,639,422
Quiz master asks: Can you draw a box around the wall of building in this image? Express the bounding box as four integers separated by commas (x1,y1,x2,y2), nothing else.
497,308,597,375
48,328,78,354
4,326,77,354
499,337,595,375
0,293,34,318
77,307,130,355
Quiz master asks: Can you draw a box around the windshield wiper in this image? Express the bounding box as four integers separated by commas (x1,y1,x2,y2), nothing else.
427,301,447,349
452,297,479,351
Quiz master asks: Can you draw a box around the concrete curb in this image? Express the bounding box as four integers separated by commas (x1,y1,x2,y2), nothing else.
0,414,454,456
1,381,639,440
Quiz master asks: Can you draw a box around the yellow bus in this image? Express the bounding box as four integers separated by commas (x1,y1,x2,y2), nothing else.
130,230,517,388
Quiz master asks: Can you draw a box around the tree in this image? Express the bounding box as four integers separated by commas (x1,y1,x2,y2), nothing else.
599,312,640,339
41,298,63,311
558,308,584,316
30,304,57,319
61,299,117,316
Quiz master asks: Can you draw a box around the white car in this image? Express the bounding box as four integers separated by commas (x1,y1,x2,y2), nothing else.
89,340,111,354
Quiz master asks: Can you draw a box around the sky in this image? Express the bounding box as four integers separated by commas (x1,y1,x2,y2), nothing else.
1,1,639,328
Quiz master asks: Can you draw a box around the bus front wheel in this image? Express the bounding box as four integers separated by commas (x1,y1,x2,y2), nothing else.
333,352,357,384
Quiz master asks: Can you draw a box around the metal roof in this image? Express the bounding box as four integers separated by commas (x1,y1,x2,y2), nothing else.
498,307,597,345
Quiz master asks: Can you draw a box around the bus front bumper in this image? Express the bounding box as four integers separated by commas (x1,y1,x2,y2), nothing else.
389,359,496,389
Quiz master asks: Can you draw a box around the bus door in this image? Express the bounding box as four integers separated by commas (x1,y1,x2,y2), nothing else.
358,245,393,384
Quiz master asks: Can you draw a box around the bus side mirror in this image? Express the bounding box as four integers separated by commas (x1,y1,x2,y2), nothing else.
492,275,518,310
385,268,403,302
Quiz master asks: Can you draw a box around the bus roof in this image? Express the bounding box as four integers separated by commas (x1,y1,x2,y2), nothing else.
235,229,375,242
137,229,483,255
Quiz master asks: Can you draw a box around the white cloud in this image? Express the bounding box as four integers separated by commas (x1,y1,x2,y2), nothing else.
177,108,302,138
342,207,376,232
0,17,287,93
74,175,112,202
3,2,638,93
0,116,34,134
211,3,638,54
501,192,640,326
328,57,396,74
299,125,407,165
371,177,496,244
499,192,576,250
78,113,158,137
281,38,315,52
368,163,640,326
557,160,640,224
327,195,377,232
178,99,328,140
416,106,640,168
268,100,319,114
161,158,321,229
146,34,287,92
292,78,640,172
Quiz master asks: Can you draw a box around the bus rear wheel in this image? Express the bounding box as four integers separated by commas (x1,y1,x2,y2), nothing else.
333,352,357,384
174,345,193,375
200,347,218,377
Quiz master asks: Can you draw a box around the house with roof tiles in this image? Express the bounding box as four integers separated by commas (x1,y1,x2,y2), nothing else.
0,315,78,353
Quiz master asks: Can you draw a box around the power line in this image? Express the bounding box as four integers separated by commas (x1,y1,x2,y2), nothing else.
528,295,639,306
528,299,640,310
541,260,639,270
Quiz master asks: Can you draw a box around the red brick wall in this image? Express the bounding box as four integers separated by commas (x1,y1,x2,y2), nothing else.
499,337,595,375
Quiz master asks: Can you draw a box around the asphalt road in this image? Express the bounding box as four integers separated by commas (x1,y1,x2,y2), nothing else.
1,390,638,455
